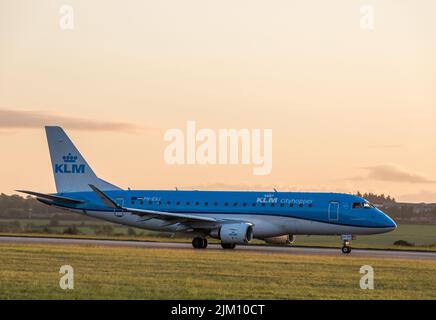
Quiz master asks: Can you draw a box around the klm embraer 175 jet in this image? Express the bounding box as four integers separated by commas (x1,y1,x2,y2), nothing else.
18,127,397,254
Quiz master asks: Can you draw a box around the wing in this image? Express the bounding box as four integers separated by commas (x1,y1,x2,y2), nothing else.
89,184,219,224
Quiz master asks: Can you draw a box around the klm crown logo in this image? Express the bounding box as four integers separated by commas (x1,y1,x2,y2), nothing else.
55,153,85,174
62,153,78,163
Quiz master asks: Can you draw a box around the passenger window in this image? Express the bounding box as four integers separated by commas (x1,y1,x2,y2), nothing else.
233,202,238,206
195,202,200,206
204,202,208,206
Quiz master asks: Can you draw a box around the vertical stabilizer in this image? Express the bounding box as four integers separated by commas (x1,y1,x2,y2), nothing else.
45,126,121,193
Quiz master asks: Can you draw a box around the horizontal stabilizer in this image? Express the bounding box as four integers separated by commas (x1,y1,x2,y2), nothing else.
16,190,84,205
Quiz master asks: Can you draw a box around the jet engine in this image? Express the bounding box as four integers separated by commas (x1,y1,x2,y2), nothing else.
263,234,296,245
210,223,253,244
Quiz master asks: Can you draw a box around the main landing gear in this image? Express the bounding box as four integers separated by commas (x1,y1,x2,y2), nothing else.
191,238,237,249
221,243,236,249
192,237,208,249
341,234,353,254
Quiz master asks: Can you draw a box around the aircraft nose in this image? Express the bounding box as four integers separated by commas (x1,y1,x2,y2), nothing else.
383,214,397,230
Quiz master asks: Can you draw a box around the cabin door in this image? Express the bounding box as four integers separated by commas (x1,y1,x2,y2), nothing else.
328,201,339,221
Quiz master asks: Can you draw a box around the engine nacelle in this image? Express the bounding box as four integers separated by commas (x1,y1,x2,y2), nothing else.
263,234,296,245
210,223,253,244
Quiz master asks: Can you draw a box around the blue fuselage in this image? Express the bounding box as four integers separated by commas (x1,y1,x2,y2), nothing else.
52,190,397,238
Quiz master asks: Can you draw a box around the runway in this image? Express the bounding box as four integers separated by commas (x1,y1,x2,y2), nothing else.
1,236,436,260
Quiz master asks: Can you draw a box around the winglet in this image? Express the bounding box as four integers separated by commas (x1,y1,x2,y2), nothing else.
88,184,121,209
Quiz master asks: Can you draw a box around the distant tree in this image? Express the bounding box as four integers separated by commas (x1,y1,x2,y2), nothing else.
0,193,97,220
356,192,396,204
49,217,60,227
96,225,114,236
42,226,53,234
63,226,79,235
0,220,22,233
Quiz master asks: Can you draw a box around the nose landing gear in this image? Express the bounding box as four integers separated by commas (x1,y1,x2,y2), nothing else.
341,243,351,254
341,234,353,254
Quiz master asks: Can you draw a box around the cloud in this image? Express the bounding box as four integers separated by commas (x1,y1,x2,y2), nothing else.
350,163,436,184
0,109,143,133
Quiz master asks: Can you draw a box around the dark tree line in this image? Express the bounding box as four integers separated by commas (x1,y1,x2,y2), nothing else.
356,192,396,204
0,193,89,220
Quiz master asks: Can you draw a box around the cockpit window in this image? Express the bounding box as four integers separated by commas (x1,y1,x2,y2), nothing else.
353,201,375,209
363,202,375,209
352,202,362,209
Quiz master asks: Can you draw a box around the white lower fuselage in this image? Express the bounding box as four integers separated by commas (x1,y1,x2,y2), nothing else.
63,207,393,238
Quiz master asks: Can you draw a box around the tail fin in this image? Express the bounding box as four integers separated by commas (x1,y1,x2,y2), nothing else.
45,126,121,193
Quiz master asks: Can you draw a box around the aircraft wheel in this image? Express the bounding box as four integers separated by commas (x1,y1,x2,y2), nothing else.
202,238,208,249
341,245,351,254
192,237,206,249
221,243,236,249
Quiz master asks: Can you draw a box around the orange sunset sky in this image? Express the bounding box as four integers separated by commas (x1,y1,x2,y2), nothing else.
1,0,435,202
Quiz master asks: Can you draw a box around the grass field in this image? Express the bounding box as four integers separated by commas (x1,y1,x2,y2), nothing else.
0,243,435,299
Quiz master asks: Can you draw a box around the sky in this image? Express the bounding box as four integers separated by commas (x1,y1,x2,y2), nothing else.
0,0,435,202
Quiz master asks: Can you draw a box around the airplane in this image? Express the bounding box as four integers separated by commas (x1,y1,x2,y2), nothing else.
17,126,397,254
